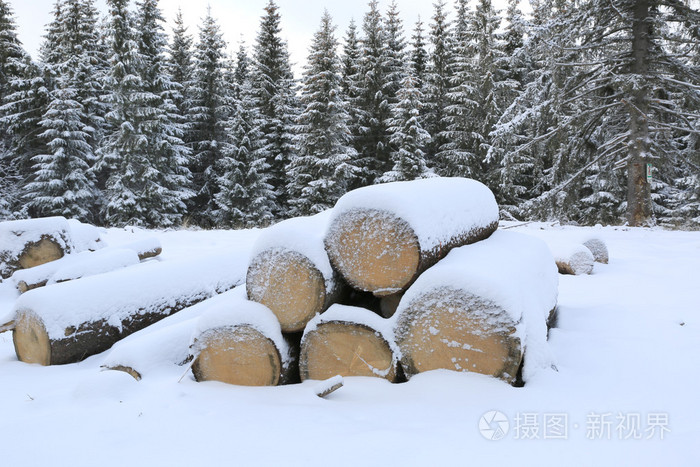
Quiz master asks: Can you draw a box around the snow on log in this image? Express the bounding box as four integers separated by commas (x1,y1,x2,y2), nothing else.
300,304,399,382
582,237,608,264
66,219,104,252
324,178,499,296
247,211,344,333
11,238,163,293
394,231,559,385
102,288,245,380
12,253,245,366
190,299,290,386
550,242,595,275
0,217,74,279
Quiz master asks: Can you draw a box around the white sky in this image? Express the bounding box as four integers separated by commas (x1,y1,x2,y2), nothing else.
10,0,444,76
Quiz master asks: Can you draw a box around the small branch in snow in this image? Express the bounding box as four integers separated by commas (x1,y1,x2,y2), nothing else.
177,358,196,383
0,320,15,333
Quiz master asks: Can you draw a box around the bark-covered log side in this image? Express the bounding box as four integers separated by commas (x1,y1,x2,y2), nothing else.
325,208,498,295
300,321,398,382
191,325,283,386
395,288,523,385
13,289,223,365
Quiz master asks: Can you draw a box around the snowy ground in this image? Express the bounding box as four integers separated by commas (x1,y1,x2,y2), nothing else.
1,223,698,466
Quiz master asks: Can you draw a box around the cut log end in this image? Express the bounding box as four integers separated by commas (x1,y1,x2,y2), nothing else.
325,209,420,296
556,250,594,275
396,288,522,384
18,237,65,270
192,326,282,386
247,248,327,333
301,321,397,382
13,311,51,366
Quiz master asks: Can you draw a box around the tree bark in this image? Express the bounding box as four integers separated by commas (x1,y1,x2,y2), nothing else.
627,0,653,226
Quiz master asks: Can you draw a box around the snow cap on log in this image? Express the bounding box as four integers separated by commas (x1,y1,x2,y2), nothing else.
0,217,74,279
394,230,559,384
12,253,246,365
247,210,343,332
301,304,399,382
325,177,499,296
191,298,290,386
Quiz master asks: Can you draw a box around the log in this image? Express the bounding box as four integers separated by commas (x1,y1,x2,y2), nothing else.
0,320,14,333
190,299,290,386
394,231,559,385
11,238,162,293
0,217,74,279
300,304,398,382
12,253,245,365
247,211,344,332
551,242,595,275
314,375,344,397
324,178,499,296
101,288,246,380
66,219,104,252
583,237,609,264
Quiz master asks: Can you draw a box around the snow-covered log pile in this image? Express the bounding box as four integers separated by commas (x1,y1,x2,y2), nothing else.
300,304,399,382
246,212,344,333
324,178,499,296
0,217,75,279
12,253,245,365
393,231,559,385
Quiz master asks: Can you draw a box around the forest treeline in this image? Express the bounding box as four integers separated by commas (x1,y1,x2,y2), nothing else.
0,0,698,228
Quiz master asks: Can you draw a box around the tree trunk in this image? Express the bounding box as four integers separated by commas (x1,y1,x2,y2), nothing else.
300,305,398,382
627,0,653,226
247,248,344,333
12,255,243,365
325,179,499,296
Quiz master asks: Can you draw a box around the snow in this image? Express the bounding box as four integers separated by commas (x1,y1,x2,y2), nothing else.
67,218,105,252
194,294,289,365
48,248,140,284
329,177,499,252
0,223,698,466
250,209,335,285
396,230,559,381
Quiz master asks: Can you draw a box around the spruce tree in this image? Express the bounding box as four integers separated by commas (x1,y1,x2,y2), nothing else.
249,0,298,218
287,11,359,217
186,8,230,226
381,74,432,182
340,19,364,186
410,17,428,90
167,7,193,119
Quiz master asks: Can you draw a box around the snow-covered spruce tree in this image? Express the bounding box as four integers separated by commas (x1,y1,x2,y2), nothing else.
434,0,478,178
249,0,298,218
410,16,428,90
287,11,359,217
340,19,364,187
214,79,275,228
0,0,34,217
354,0,391,185
232,40,249,98
422,0,452,163
384,0,406,112
380,74,432,182
167,7,193,120
185,8,231,227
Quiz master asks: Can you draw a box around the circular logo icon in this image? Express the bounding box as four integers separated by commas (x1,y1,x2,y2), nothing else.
479,410,510,440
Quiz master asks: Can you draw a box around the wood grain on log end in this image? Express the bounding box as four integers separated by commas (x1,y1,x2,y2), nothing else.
300,321,397,382
19,237,65,270
192,326,282,386
247,248,327,333
13,311,51,366
395,288,522,385
325,209,420,296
